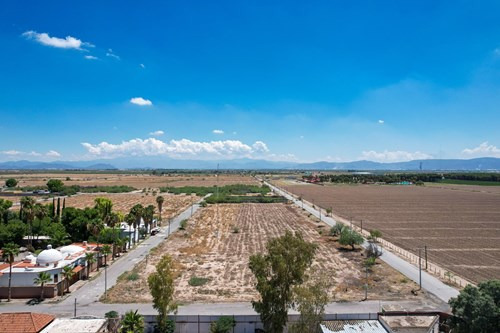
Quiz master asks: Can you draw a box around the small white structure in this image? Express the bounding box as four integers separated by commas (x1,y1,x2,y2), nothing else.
40,317,107,333
36,245,64,267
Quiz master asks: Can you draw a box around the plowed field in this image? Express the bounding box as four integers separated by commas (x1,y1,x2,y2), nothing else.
280,183,500,284
106,203,426,303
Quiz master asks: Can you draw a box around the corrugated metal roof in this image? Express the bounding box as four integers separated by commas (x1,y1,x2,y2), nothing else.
320,320,389,333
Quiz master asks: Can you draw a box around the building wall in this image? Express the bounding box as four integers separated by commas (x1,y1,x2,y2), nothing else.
0,266,62,287
0,284,58,299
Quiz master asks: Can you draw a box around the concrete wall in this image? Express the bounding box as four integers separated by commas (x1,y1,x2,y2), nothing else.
0,284,58,299
142,313,378,333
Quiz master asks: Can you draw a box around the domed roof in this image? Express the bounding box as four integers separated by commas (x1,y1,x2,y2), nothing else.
36,245,63,265
60,245,85,256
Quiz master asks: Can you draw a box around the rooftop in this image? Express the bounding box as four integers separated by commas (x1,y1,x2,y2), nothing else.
40,317,107,333
0,312,55,333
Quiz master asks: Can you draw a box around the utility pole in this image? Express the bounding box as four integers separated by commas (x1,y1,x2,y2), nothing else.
364,266,368,301
168,218,171,236
74,298,77,317
104,263,107,300
361,220,363,233
418,248,422,290
319,207,322,221
424,245,428,270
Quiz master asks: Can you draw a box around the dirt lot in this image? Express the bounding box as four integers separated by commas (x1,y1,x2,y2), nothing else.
106,203,427,303
0,173,258,189
279,182,500,284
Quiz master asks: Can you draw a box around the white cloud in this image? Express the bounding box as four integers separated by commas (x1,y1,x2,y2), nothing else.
106,49,120,60
149,130,164,136
378,119,384,124
212,129,224,134
84,55,98,60
81,138,272,160
46,150,61,157
462,142,500,158
299,135,304,139
29,151,42,157
140,63,145,68
1,150,23,156
130,97,153,106
360,150,432,162
22,31,93,50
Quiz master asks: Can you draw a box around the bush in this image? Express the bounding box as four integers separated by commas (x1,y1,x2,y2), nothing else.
5,178,17,188
189,276,209,286
364,257,376,269
47,179,64,192
339,228,364,250
210,316,236,333
179,219,188,230
105,310,119,318
330,224,344,237
232,226,240,234
127,272,140,281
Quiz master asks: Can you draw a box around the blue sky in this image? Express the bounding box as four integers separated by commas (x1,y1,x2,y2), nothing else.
1,1,500,163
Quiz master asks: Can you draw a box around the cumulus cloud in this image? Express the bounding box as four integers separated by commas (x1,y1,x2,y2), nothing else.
106,49,120,60
46,150,61,157
22,31,93,50
140,63,145,68
1,150,23,156
149,130,164,136
360,150,432,162
84,55,98,60
130,97,152,106
378,119,384,124
81,138,272,160
212,129,224,134
462,142,500,158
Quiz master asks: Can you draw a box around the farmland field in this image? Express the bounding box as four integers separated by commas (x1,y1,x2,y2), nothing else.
278,182,500,284
0,173,258,189
106,203,430,303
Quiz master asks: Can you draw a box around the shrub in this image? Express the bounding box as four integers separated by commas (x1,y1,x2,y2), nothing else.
232,226,240,234
364,257,376,269
210,316,236,333
339,228,364,250
5,178,17,188
369,229,382,242
189,276,209,286
330,224,344,237
179,219,188,230
105,310,119,318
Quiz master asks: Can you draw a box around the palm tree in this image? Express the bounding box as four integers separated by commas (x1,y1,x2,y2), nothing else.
87,219,104,270
2,243,19,301
20,196,36,247
125,214,135,249
156,195,164,225
84,252,96,279
129,204,144,244
62,265,75,294
121,310,144,333
101,244,112,267
33,272,51,300
143,205,155,234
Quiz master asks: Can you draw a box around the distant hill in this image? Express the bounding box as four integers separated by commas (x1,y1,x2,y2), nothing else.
0,157,499,171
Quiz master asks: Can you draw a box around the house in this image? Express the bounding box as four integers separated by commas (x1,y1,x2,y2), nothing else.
320,320,389,333
40,317,107,333
0,312,55,333
0,242,101,299
379,315,439,333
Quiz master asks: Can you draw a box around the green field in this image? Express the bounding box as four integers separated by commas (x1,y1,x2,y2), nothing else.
435,179,500,186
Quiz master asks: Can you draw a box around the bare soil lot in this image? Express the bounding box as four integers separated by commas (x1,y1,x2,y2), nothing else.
280,183,500,284
106,203,426,303
0,173,258,189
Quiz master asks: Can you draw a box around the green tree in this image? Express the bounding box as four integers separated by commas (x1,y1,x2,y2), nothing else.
148,254,177,333
129,204,144,244
101,244,112,267
121,310,144,333
34,271,51,300
289,272,332,333
156,195,164,224
5,178,17,187
448,279,500,333
210,316,236,333
62,265,75,294
2,243,19,301
0,198,13,224
143,205,155,234
85,252,96,279
249,231,317,333
94,197,113,225
20,196,36,246
47,179,64,193
339,228,364,250
369,229,382,242
0,219,28,247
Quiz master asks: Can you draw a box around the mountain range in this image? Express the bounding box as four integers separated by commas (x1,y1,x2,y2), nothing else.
0,157,499,171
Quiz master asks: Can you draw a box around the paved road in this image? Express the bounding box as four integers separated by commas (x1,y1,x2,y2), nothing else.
263,180,459,303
